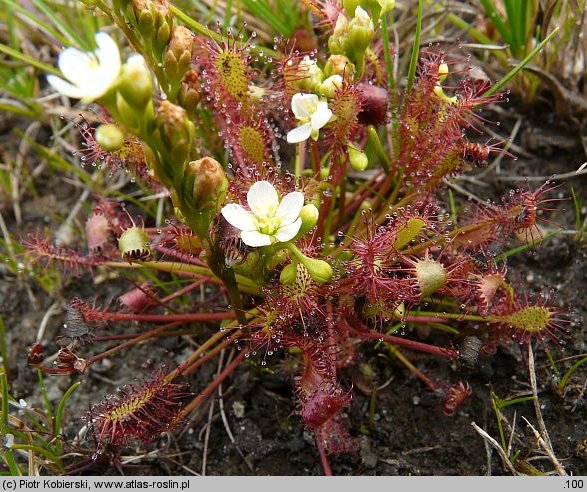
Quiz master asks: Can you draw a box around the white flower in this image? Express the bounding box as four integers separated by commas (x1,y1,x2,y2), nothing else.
286,93,333,144
221,181,304,247
47,32,121,102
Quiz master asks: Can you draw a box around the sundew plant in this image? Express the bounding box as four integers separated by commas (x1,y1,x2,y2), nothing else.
10,0,572,475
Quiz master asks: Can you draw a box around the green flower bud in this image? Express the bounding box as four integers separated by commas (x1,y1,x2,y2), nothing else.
348,7,375,55
343,0,361,16
299,256,333,284
128,0,152,33
118,56,153,110
298,204,319,235
364,0,395,20
129,0,173,59
378,0,395,13
178,70,201,112
280,261,298,285
94,124,124,152
317,74,343,98
348,144,368,171
324,55,355,80
184,157,228,211
286,244,333,284
118,226,151,263
164,25,194,80
294,56,324,92
438,62,449,83
154,100,195,167
328,14,349,55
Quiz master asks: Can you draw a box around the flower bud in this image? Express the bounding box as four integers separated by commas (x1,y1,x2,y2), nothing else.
328,14,350,55
300,256,333,284
154,100,195,167
415,258,447,297
378,0,395,13
128,0,153,33
280,261,298,285
343,0,361,16
324,55,355,81
348,144,368,171
294,56,324,92
94,124,124,152
365,0,395,20
298,204,319,235
129,0,173,58
184,157,228,211
317,74,343,98
118,55,153,110
438,62,449,83
164,26,194,80
347,7,374,55
178,70,201,111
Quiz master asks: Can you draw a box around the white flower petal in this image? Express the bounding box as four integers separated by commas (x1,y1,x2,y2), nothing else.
241,230,272,247
310,101,332,130
46,74,89,99
286,123,312,143
221,204,257,231
291,93,318,120
247,181,279,218
58,48,92,86
275,191,304,225
274,218,302,242
95,32,121,85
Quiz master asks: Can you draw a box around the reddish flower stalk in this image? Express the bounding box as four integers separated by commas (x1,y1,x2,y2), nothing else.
180,329,242,377
347,322,459,360
176,350,247,420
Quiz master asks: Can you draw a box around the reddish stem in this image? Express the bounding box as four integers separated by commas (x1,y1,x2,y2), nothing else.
177,350,247,419
348,324,459,360
93,329,197,342
160,278,210,304
315,158,346,242
340,170,385,220
180,330,242,377
310,140,321,176
315,434,333,476
89,321,184,365
152,245,207,266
